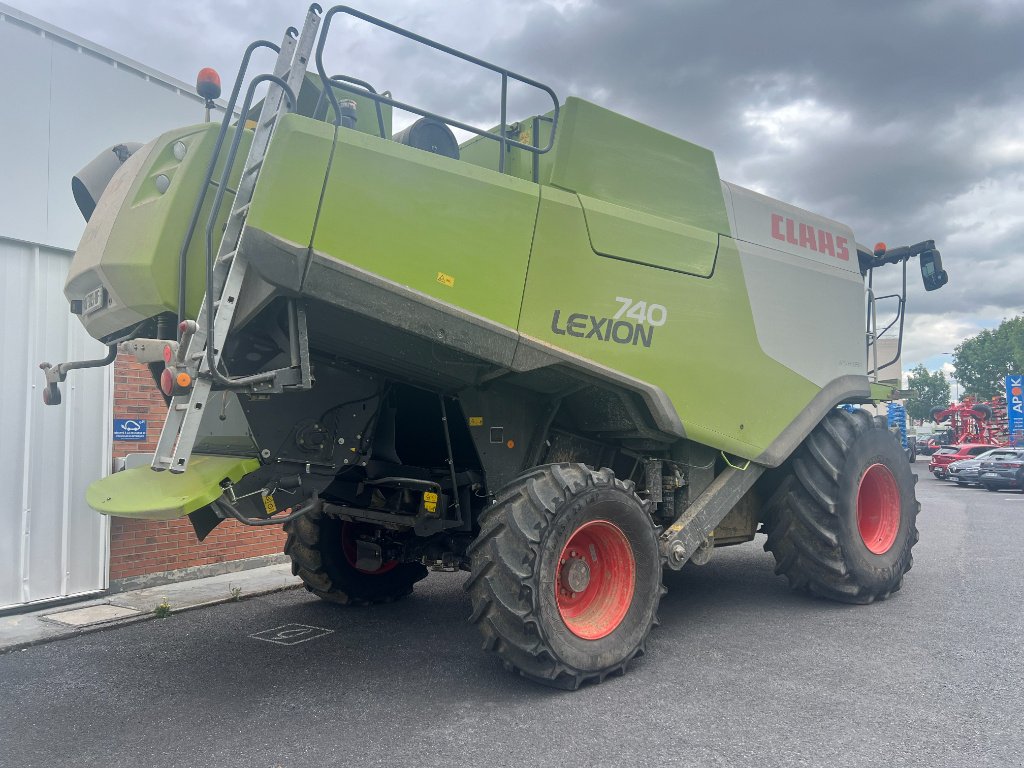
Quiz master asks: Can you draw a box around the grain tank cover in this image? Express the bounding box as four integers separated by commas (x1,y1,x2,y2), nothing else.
547,98,729,276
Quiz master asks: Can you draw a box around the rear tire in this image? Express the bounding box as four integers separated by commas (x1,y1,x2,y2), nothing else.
763,409,919,604
466,463,663,689
284,512,427,605
972,403,994,421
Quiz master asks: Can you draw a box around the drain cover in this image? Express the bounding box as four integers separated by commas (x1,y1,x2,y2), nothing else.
43,604,142,627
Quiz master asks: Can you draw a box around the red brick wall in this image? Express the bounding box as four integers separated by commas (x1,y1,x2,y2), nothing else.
109,517,286,581
109,355,285,581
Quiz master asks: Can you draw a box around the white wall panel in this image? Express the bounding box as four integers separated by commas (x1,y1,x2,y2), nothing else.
0,239,111,609
0,5,206,252
0,5,204,607
0,15,51,244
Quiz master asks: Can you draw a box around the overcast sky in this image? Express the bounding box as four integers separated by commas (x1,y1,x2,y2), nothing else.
21,0,1024,378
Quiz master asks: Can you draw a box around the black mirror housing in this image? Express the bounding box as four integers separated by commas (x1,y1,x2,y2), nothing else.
920,249,948,291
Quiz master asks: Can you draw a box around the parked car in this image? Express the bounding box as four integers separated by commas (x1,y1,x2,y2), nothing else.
914,435,933,455
978,450,1024,492
928,444,999,479
948,448,1023,486
924,429,957,455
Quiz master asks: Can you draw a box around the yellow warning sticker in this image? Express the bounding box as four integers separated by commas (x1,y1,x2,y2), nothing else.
436,272,455,287
424,501,437,513
468,416,484,427
423,491,439,503
262,494,277,514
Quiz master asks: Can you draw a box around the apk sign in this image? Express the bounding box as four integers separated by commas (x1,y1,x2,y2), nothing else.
1007,376,1023,446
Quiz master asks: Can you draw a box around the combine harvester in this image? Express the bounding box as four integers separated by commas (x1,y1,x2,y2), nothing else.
41,5,949,687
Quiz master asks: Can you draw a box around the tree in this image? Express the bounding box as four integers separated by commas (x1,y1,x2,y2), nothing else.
905,364,950,422
953,316,1024,398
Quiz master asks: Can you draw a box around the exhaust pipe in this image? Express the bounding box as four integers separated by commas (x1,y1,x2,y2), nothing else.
71,142,142,222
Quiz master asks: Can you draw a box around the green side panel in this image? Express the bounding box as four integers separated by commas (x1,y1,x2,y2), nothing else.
518,187,820,459
125,125,252,320
459,116,556,185
578,194,719,276
870,382,899,402
548,98,730,236
246,114,335,252
86,456,260,521
459,99,726,276
71,123,252,332
305,126,540,327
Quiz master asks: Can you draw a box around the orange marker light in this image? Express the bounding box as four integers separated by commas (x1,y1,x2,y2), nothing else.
196,68,221,101
506,439,515,449
873,242,887,256
176,372,192,388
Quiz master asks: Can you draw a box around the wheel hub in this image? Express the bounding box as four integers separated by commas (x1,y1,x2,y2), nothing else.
560,556,591,594
856,463,901,555
555,520,636,641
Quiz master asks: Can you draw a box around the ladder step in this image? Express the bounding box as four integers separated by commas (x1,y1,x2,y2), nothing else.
218,249,238,265
242,159,264,177
230,203,251,219
261,114,278,130
174,403,189,411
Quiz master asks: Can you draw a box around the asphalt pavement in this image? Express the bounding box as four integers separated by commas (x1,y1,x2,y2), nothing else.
1,463,1021,768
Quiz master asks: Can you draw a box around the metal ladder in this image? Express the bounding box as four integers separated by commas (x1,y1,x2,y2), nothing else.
152,8,320,474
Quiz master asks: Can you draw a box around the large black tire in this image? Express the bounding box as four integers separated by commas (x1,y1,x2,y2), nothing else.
972,403,994,421
763,409,920,604
284,511,427,605
465,463,664,689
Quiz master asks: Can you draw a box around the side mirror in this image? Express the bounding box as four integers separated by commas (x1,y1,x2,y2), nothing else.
920,249,948,291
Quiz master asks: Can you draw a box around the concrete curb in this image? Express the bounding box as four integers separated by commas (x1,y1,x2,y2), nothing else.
0,563,302,655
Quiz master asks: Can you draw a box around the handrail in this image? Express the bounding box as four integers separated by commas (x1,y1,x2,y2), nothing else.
175,37,287,335
202,73,297,388
866,288,878,381
314,6,560,172
866,257,909,378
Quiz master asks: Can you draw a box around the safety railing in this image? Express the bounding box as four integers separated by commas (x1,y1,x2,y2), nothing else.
314,6,560,173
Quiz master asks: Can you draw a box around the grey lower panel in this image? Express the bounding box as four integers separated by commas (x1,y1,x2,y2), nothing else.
754,374,871,467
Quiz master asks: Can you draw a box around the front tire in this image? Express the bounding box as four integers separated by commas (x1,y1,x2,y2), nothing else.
284,512,427,605
466,464,663,689
763,409,919,604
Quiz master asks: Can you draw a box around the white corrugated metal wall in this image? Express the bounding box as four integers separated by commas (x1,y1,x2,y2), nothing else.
0,239,112,609
0,4,212,608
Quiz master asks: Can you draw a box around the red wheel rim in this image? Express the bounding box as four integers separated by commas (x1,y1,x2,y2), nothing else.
341,522,399,575
555,520,635,640
856,464,901,554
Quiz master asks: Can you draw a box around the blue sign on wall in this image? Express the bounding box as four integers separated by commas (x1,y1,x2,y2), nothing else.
1007,375,1023,446
113,419,147,442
